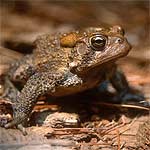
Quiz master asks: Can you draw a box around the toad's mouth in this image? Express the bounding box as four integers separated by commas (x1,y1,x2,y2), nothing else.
98,48,130,65
78,45,131,72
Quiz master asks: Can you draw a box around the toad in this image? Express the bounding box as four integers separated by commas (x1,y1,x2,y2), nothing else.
2,25,144,135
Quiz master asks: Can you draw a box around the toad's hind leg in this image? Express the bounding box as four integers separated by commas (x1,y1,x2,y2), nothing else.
8,55,35,82
2,55,35,103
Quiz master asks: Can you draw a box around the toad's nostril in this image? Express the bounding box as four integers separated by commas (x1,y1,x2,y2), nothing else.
117,38,124,43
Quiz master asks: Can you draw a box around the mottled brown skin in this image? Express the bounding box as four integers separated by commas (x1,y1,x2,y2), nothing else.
3,25,144,135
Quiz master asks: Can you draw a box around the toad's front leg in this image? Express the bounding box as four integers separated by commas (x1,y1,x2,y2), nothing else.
4,71,82,135
4,72,61,134
109,66,146,105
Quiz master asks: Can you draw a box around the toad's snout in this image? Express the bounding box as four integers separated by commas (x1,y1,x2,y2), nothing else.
123,38,132,56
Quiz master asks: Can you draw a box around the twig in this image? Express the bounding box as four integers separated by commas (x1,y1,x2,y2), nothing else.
92,102,150,110
117,129,120,150
120,142,126,149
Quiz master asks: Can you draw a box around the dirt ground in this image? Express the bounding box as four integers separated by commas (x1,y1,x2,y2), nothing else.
0,1,149,150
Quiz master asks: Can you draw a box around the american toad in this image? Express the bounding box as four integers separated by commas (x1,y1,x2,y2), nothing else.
3,25,144,135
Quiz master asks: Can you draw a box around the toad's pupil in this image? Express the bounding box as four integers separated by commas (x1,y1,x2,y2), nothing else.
91,36,106,51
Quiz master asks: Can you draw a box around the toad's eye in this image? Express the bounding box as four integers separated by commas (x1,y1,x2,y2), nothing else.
90,35,107,51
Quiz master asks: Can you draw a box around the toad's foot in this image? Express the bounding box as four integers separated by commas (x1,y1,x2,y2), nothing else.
5,123,27,136
112,92,150,107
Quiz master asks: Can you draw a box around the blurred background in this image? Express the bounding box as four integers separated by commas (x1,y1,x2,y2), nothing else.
0,0,149,48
